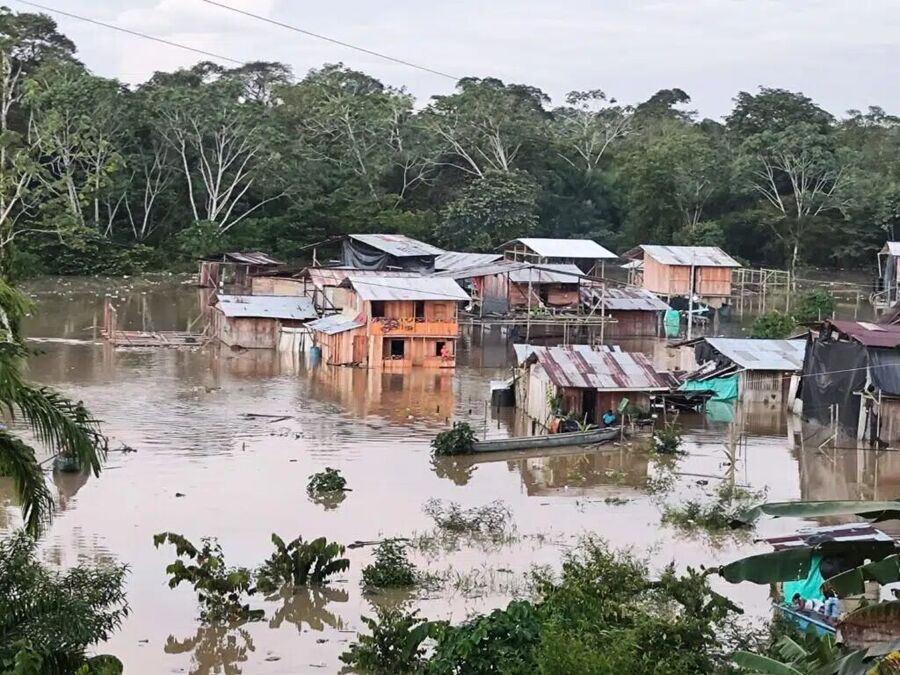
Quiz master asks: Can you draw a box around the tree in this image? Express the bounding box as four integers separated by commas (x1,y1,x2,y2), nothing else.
551,89,633,176
0,280,107,534
0,531,127,673
433,170,538,251
751,311,796,338
727,87,834,139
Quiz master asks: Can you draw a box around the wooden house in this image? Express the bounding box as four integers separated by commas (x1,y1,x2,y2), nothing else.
250,273,306,297
210,295,318,350
582,286,670,338
514,344,669,429
297,268,422,313
508,264,583,310
681,337,806,403
341,234,444,272
874,242,900,310
623,245,740,307
499,237,617,275
307,276,470,369
198,251,284,288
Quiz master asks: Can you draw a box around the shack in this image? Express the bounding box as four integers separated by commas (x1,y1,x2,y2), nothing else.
508,264,584,310
499,237,617,275
681,337,806,403
581,286,670,337
250,270,306,297
341,234,444,272
800,319,900,445
623,245,740,307
431,259,526,315
307,276,470,369
434,251,503,272
198,251,284,288
297,268,422,313
874,242,900,310
210,295,318,350
514,344,669,429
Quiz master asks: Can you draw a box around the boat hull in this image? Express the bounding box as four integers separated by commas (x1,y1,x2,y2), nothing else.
773,604,836,637
471,427,621,453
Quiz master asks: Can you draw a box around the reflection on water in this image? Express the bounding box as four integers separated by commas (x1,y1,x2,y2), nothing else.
7,277,900,674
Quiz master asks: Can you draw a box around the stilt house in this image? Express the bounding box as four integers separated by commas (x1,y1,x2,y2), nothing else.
623,245,740,307
210,295,318,350
198,251,284,288
499,238,617,275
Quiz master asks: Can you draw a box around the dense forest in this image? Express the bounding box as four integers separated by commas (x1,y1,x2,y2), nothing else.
0,8,898,278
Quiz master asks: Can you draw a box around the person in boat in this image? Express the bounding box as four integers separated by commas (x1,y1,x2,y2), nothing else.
820,584,842,624
601,410,616,427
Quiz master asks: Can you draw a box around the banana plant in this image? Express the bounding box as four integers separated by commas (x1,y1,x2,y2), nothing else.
256,534,350,593
734,500,900,526
733,631,900,675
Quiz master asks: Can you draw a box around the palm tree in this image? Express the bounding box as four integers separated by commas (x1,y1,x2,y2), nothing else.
0,279,107,534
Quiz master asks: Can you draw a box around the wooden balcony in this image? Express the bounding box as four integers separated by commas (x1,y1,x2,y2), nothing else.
370,317,459,337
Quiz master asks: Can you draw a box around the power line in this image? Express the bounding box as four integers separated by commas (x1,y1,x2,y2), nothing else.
13,0,244,66
199,0,459,81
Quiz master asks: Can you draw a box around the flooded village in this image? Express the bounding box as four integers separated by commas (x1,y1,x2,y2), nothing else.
7,232,900,673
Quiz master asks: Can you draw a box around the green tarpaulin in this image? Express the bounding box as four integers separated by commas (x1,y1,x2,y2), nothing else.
664,309,681,338
678,375,739,402
784,555,825,604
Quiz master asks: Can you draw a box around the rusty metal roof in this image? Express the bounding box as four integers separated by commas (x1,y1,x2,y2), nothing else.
307,313,366,335
826,319,900,348
508,264,584,284
435,251,504,271
204,251,284,266
763,523,893,550
303,268,421,288
625,245,740,268
704,338,806,371
348,234,444,257
347,276,470,302
500,238,617,259
214,295,317,320
584,286,670,312
525,345,669,391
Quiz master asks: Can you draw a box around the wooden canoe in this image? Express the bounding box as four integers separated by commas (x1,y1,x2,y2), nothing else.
471,427,621,453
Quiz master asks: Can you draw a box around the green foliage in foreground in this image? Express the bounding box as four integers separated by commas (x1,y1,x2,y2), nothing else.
0,531,128,674
735,631,900,675
649,421,684,454
430,422,476,456
361,540,418,590
751,311,797,338
342,538,751,674
256,534,349,593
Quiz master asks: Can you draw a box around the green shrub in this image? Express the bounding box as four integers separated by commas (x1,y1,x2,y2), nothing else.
793,289,834,323
422,499,513,538
431,422,476,456
256,534,349,593
649,421,683,454
751,311,796,338
339,606,440,674
306,467,348,496
361,540,418,590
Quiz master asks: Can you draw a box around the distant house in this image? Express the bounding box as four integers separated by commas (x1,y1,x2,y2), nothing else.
623,245,740,307
515,344,670,429
297,268,422,313
199,251,284,288
581,286,670,338
875,242,900,309
508,264,584,310
307,276,470,368
431,259,524,315
801,319,900,445
249,270,306,297
434,251,504,272
681,337,806,403
342,234,444,272
210,295,318,349
499,238,617,275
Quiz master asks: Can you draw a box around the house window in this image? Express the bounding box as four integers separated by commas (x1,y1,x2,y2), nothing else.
371,301,386,318
414,301,425,319
388,339,406,359
435,340,446,357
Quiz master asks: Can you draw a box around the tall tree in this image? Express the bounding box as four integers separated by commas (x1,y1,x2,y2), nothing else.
551,89,633,176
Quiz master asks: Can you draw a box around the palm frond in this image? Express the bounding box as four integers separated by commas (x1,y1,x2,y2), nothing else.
0,431,53,535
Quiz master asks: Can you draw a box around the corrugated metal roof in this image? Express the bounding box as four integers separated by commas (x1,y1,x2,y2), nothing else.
215,295,317,320
434,251,504,271
304,268,421,288
621,259,643,269
348,276,470,302
431,260,527,280
627,245,740,267
826,319,900,348
501,238,617,259
883,242,900,256
348,234,444,257
526,344,669,391
307,313,366,335
584,286,670,312
205,251,284,266
704,338,806,371
763,523,893,550
508,264,584,284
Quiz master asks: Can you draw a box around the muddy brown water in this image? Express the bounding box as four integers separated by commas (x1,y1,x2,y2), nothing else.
2,276,897,675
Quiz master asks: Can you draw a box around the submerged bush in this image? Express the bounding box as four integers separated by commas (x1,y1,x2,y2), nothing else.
649,421,683,454
307,467,348,496
256,534,349,593
0,531,128,673
751,310,796,338
422,498,514,538
662,483,763,537
793,288,835,323
339,606,440,674
362,540,418,590
431,422,476,456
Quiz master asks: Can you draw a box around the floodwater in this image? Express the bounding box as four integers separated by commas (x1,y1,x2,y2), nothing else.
2,276,898,675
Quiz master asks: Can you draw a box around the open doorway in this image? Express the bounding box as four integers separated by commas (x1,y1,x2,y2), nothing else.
387,339,406,360
581,390,597,425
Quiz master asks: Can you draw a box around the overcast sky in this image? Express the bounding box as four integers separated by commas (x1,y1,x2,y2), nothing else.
24,0,900,120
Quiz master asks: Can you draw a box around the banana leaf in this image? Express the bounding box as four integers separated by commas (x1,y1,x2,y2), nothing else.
732,651,803,674
718,547,813,584
828,555,900,597
839,602,900,651
735,500,900,526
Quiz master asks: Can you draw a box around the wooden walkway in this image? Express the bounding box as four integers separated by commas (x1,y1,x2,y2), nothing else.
102,300,209,347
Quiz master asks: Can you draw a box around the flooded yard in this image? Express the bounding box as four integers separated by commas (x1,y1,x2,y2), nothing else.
3,277,898,674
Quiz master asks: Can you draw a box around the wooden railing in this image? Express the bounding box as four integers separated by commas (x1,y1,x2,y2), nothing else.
370,317,458,336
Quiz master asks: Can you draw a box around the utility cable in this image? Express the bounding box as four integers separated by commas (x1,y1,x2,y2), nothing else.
199,0,459,81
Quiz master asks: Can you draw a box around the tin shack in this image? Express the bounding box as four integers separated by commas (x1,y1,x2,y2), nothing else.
297,268,422,313
623,245,740,307
341,234,444,272
199,251,284,288
210,295,318,350
499,237,617,275
308,276,470,369
508,264,584,310
515,344,670,429
582,286,670,337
